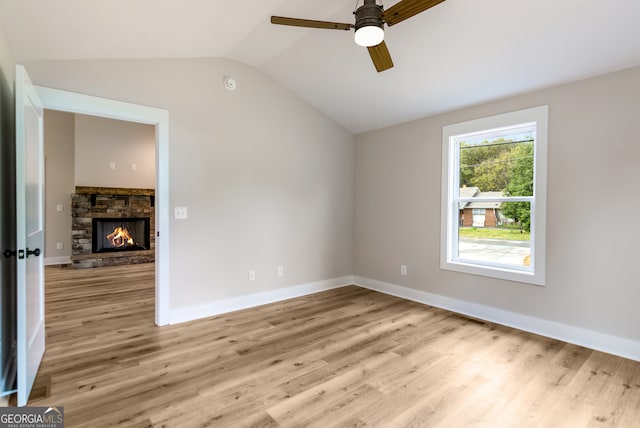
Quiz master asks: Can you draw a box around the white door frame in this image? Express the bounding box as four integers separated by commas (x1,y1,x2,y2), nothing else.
34,86,170,326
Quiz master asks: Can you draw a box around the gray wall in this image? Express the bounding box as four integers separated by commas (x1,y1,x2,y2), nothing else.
23,58,355,312
0,24,15,395
43,110,74,263
355,66,640,343
74,114,155,189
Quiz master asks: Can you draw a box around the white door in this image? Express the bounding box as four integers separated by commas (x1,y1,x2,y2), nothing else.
15,65,45,406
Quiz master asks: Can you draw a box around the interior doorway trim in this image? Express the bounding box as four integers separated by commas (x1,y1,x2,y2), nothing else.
34,86,170,326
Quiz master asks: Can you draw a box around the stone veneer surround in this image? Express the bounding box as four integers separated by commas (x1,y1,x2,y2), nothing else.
71,186,155,268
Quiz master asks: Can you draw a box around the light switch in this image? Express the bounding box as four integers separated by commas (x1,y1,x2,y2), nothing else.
174,207,188,219
109,162,116,170
56,204,63,212
130,163,137,171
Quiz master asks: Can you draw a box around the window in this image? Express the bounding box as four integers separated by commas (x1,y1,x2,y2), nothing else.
441,106,548,285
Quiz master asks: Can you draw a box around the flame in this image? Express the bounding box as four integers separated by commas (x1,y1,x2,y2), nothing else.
106,226,135,248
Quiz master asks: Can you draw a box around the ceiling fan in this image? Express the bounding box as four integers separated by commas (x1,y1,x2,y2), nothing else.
271,0,446,73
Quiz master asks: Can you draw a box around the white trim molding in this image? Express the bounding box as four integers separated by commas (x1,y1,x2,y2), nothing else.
34,85,170,326
441,105,548,286
169,276,354,325
44,256,71,266
354,276,640,362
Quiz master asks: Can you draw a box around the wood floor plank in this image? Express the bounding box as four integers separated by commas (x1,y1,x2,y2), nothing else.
12,263,640,427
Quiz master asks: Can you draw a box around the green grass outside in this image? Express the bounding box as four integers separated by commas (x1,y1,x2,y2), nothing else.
459,227,530,241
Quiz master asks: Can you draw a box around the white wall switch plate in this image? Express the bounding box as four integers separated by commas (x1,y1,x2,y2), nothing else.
174,207,188,219
56,242,63,250
56,204,63,212
109,161,116,170
249,270,256,282
401,265,407,276
277,266,284,278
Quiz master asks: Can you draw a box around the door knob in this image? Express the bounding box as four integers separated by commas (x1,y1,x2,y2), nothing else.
3,249,16,258
26,248,41,257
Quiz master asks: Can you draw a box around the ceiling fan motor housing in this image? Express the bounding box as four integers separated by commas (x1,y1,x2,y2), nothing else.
354,0,384,32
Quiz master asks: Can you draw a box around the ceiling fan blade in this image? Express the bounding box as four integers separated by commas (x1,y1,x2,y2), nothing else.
271,16,353,31
368,41,394,72
382,0,446,27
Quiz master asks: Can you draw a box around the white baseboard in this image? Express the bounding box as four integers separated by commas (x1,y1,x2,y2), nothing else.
169,276,354,325
354,276,640,362
44,256,71,266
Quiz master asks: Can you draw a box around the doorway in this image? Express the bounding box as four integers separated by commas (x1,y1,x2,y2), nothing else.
36,87,170,325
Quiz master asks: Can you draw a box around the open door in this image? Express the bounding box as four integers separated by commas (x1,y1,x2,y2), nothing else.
15,65,45,406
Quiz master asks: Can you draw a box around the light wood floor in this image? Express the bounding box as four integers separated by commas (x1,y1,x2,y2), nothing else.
21,263,640,427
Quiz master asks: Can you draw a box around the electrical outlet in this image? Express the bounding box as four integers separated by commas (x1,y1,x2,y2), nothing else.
277,266,284,278
56,204,63,212
109,161,116,170
248,270,256,282
130,163,137,171
401,265,407,276
56,242,63,250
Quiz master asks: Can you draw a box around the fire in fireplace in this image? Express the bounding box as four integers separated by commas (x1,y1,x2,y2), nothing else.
92,217,150,253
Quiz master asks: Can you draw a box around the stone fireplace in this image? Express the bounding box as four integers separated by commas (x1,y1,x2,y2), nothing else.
71,186,155,268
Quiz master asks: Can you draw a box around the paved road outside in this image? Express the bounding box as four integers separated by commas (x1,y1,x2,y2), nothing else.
459,238,530,267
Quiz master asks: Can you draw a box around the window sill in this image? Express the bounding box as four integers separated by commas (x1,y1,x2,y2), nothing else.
441,259,545,286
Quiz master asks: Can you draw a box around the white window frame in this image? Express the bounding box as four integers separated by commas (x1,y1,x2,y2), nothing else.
440,105,548,286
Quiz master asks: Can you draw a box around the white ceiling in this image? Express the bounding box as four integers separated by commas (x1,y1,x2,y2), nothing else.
1,0,639,133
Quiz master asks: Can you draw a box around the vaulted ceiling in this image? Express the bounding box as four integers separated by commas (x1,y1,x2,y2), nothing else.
1,0,639,133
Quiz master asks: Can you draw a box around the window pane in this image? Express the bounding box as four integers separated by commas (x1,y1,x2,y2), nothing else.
457,202,531,268
458,134,534,196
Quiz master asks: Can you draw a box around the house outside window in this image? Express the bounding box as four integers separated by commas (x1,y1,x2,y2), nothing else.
441,106,548,285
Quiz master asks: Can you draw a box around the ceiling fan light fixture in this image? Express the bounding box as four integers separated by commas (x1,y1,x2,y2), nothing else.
354,25,384,47
354,0,385,47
